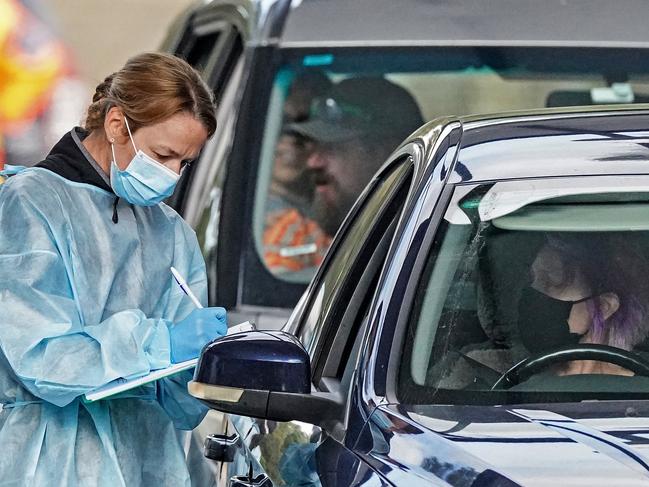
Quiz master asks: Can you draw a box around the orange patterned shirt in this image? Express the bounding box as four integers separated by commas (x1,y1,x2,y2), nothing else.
263,207,332,273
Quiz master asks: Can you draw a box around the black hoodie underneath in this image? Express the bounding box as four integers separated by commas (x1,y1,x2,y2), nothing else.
37,128,112,191
37,128,121,222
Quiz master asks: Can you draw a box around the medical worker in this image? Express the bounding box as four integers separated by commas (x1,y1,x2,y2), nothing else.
0,52,226,486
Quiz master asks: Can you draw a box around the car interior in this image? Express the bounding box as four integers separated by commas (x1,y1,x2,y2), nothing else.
400,184,649,404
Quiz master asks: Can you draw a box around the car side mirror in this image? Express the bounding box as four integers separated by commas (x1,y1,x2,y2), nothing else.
188,331,342,425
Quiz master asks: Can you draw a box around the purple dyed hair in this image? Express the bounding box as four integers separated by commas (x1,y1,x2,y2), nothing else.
547,234,649,350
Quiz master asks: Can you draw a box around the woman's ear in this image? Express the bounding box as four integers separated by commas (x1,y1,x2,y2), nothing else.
598,292,620,320
104,106,128,144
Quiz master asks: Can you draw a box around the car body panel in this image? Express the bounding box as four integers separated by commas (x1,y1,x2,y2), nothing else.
227,414,390,487
358,402,649,486
193,105,649,485
452,107,649,183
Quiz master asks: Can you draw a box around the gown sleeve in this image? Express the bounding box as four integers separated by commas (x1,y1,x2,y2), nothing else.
0,177,172,407
156,217,211,430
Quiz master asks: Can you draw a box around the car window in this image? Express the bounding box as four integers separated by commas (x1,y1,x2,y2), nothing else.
399,178,649,405
183,31,221,73
297,158,413,361
176,20,242,85
170,20,244,218
249,46,649,290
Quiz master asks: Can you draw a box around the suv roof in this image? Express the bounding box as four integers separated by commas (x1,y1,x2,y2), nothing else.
186,0,649,47
283,0,649,47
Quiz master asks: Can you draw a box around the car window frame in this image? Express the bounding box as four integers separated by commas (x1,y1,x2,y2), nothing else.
168,14,245,214
348,121,462,404
311,164,415,386
291,156,415,378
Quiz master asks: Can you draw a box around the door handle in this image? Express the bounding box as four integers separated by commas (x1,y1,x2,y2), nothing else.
229,473,273,487
203,433,240,462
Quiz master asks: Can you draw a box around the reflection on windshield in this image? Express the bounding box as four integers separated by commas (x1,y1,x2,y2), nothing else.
401,184,649,404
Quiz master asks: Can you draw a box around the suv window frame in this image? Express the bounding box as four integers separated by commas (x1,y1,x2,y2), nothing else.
358,122,462,402
169,15,245,214
215,45,282,309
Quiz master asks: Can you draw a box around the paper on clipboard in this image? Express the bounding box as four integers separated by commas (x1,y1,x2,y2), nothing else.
83,321,255,402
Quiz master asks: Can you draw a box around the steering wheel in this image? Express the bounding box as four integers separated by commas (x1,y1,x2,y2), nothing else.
491,344,649,390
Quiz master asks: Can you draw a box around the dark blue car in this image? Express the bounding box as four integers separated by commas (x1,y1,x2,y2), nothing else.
190,105,649,486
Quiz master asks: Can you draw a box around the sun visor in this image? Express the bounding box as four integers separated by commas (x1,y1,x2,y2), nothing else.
478,176,649,222
493,203,649,231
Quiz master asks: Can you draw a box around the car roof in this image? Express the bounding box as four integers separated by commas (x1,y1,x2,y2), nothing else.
280,0,649,47
195,0,649,48
436,105,649,183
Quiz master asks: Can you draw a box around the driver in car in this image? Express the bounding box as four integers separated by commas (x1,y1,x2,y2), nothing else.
518,233,649,376
290,76,423,238
264,76,423,274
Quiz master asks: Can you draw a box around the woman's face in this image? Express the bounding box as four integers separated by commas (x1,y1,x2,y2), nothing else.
110,110,208,175
531,245,594,335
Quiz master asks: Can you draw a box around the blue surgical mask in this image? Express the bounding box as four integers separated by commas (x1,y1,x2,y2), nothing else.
109,118,180,206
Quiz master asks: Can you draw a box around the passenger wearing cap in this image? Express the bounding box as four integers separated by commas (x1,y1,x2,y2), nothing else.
290,77,424,236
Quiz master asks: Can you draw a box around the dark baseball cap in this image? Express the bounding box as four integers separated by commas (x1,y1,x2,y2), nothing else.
288,77,424,144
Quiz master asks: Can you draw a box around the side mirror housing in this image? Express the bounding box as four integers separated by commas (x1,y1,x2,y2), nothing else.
188,331,342,425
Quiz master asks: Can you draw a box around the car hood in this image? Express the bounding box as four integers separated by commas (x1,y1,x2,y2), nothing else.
360,401,649,486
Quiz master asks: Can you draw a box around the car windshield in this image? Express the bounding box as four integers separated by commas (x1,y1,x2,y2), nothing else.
399,178,649,405
253,46,649,285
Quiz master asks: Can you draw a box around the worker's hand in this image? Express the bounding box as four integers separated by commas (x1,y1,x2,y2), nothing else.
169,307,227,363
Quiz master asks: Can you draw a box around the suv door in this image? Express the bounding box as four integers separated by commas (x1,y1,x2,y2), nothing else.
221,155,416,486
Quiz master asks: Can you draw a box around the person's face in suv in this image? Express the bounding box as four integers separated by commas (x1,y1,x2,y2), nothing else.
307,137,377,236
271,133,314,204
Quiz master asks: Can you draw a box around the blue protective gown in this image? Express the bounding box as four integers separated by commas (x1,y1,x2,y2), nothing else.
0,133,210,485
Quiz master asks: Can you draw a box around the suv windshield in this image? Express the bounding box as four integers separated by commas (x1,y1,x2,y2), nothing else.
399,178,649,405
254,46,649,285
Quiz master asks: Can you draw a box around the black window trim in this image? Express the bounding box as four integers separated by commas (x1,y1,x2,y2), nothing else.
217,44,279,309
293,156,415,343
310,161,415,385
361,122,463,402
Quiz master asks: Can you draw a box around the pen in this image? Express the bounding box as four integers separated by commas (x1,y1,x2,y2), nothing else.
170,267,203,309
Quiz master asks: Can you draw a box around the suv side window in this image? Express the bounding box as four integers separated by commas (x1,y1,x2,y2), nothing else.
183,31,221,73
170,17,244,216
176,20,243,86
296,157,414,381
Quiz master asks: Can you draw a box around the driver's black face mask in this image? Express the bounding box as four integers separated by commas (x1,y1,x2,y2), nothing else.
517,287,590,354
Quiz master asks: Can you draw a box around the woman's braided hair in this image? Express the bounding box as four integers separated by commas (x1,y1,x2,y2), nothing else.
85,73,116,128
84,52,216,137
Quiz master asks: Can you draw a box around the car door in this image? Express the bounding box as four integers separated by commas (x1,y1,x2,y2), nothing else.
217,154,418,486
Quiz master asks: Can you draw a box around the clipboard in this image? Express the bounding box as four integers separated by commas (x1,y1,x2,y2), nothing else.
83,321,255,402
